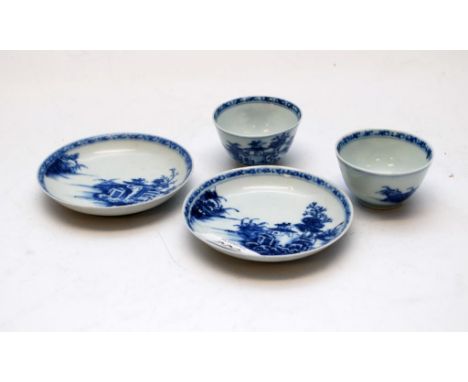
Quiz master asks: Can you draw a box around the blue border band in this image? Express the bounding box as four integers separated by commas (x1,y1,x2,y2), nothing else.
184,167,352,230
213,96,302,121
38,133,193,190
337,130,433,160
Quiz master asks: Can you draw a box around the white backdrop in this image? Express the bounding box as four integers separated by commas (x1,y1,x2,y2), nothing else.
1,51,467,330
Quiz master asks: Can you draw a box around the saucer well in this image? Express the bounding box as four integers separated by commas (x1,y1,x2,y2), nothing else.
38,133,192,216
183,166,353,262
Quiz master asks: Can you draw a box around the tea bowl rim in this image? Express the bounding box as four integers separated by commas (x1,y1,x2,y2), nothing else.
213,95,302,139
336,129,434,177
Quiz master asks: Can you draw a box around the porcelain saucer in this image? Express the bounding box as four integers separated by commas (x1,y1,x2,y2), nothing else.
183,166,353,262
38,133,193,216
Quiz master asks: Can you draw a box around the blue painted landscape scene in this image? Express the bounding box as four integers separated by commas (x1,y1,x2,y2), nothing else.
189,188,345,256
45,152,87,178
224,132,294,165
377,186,416,203
79,168,178,207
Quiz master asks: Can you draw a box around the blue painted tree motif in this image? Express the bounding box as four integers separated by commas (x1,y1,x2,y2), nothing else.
377,186,417,203
46,152,87,178
270,132,291,153
225,142,242,162
79,168,178,207
190,189,345,256
248,140,265,151
295,202,332,235
189,188,239,223
233,218,282,256
224,131,294,165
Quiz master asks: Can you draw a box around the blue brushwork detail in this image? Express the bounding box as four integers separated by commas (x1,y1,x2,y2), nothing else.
189,189,345,256
79,168,178,207
38,133,192,191
214,96,302,121
232,202,344,256
185,168,352,256
337,130,433,160
377,186,417,203
224,132,294,165
189,188,238,222
185,167,352,230
44,152,87,178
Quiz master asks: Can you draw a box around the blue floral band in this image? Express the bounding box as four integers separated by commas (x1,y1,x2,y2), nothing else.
213,96,302,121
337,130,433,160
38,133,193,190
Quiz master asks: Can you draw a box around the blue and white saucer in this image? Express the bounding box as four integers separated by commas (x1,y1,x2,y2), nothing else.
183,166,353,262
38,133,193,216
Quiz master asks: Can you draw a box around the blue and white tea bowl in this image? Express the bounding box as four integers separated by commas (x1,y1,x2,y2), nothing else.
183,166,353,262
214,96,301,165
38,133,193,216
336,130,433,209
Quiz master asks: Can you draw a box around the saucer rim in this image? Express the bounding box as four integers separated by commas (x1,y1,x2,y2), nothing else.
37,132,193,211
182,165,354,262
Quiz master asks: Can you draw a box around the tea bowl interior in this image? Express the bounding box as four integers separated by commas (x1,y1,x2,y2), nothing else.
214,96,301,137
337,130,432,175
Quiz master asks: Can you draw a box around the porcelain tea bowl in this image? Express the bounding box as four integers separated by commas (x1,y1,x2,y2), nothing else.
214,96,301,165
336,129,433,209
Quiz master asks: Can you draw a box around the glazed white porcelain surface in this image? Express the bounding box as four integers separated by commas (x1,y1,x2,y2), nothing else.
336,130,433,208
38,133,192,216
216,102,298,137
183,166,353,262
214,96,301,165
